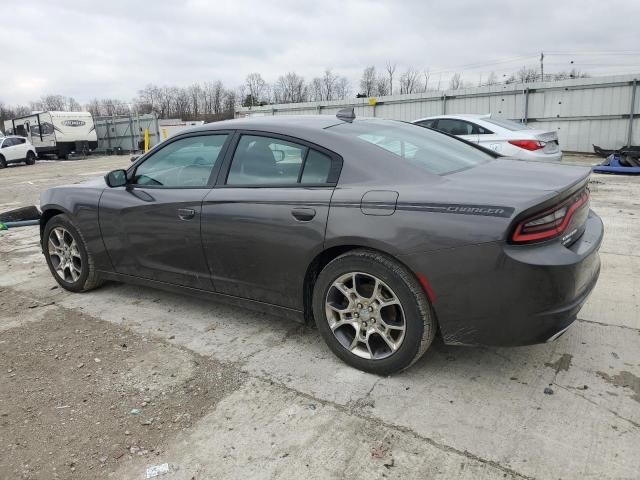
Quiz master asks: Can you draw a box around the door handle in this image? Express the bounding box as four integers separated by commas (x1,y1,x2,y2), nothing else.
177,208,196,220
291,207,316,222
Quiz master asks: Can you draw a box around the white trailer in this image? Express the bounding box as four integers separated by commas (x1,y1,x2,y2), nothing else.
3,111,98,159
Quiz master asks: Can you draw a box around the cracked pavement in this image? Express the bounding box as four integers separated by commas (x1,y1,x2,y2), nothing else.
1,155,639,479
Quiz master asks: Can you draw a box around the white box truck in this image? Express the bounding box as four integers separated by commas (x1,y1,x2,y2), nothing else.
3,111,98,159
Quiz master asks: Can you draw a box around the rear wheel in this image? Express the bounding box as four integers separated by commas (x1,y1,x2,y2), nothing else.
43,214,102,292
25,151,36,165
312,249,436,375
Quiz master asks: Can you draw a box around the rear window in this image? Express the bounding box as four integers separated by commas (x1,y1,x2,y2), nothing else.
483,118,529,131
328,120,492,175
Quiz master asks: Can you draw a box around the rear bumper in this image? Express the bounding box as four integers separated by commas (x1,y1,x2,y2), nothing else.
401,209,603,347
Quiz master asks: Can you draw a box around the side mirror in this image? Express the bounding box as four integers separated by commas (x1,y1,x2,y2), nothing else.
130,154,140,163
105,169,128,188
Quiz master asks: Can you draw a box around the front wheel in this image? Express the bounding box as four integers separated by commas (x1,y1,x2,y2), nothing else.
43,214,102,292
25,151,36,165
0,155,6,169
312,249,436,375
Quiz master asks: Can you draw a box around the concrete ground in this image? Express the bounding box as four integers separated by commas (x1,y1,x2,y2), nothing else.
0,154,638,480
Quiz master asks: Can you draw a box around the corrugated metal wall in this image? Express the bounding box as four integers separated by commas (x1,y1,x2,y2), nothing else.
237,74,640,153
94,114,160,153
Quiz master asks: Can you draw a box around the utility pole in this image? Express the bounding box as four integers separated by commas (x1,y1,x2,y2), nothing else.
540,52,544,81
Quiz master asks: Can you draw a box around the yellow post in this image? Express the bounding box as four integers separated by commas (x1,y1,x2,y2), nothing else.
162,128,168,140
144,128,149,152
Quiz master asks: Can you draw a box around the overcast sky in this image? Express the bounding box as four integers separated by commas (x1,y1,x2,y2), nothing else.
2,0,640,106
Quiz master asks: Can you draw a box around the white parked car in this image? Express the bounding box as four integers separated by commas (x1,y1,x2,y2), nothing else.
413,114,562,161
0,135,38,168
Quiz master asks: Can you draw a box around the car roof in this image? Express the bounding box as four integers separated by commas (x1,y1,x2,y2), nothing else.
413,114,491,122
190,115,346,133
184,114,376,146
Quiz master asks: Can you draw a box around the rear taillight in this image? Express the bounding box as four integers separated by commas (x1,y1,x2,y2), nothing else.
511,190,589,244
508,139,544,151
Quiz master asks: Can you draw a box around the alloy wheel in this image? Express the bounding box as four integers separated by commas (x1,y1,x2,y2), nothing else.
48,227,83,283
325,272,406,360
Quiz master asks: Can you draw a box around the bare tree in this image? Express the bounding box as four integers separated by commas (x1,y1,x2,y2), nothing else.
85,98,102,117
423,69,431,92
485,71,498,85
67,97,81,111
211,81,225,114
223,89,237,114
385,62,396,95
322,69,337,101
273,72,307,104
334,76,351,99
187,84,203,119
359,66,377,97
309,77,324,101
375,75,389,96
449,73,463,90
399,67,422,94
516,66,538,83
244,72,268,106
30,95,62,111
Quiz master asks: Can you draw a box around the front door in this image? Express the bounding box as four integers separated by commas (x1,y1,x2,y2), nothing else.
201,132,341,309
1,138,21,161
99,132,231,290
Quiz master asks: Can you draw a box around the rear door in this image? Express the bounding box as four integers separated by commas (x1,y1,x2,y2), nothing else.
434,118,479,143
201,132,341,309
99,132,232,290
13,137,29,158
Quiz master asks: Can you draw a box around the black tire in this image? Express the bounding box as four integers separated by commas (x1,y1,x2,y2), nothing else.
42,214,102,292
312,249,436,375
25,151,36,165
0,155,6,169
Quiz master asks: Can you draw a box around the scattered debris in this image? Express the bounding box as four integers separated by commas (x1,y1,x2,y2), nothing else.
130,408,142,416
545,353,573,375
544,387,554,395
371,444,389,459
146,463,170,478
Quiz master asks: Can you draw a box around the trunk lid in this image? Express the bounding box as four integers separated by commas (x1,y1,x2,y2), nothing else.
425,158,591,212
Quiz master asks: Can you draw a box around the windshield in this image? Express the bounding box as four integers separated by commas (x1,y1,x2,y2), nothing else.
328,119,492,175
483,117,529,131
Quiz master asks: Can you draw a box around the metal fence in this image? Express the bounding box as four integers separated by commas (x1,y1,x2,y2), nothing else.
94,114,161,153
237,74,640,153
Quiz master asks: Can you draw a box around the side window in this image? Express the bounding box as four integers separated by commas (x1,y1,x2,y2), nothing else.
301,150,332,183
472,123,494,135
16,138,26,144
416,119,436,129
436,119,473,136
227,135,306,185
133,134,228,187
227,135,335,186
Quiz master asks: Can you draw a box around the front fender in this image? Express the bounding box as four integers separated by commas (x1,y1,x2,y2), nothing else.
39,185,113,271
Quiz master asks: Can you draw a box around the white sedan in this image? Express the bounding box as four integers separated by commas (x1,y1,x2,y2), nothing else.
413,114,562,161
0,135,38,168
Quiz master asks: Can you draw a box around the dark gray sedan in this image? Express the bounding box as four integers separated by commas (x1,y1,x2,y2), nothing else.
39,112,603,374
